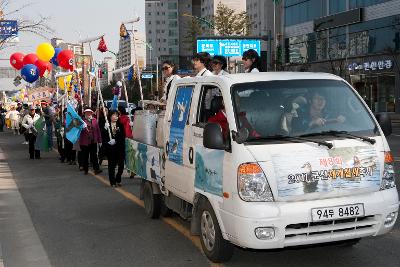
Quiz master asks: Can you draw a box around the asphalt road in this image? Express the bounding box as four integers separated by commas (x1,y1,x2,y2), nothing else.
0,128,399,267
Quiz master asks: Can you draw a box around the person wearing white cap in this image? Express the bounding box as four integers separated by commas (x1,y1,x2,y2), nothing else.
21,105,41,159
79,108,102,175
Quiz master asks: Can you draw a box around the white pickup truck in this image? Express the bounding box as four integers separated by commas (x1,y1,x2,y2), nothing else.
125,72,399,263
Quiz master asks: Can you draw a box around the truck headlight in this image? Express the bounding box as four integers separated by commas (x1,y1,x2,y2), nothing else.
380,152,396,190
238,163,274,202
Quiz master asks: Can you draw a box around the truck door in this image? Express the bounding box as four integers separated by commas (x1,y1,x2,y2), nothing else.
164,85,196,202
191,84,230,198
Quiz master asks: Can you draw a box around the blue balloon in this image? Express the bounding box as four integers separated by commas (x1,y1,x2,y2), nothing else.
21,64,39,83
51,47,62,66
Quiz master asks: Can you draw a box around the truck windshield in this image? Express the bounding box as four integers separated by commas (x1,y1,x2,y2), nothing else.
231,79,378,142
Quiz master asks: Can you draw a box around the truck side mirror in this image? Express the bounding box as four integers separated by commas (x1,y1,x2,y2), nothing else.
203,123,225,150
232,128,249,144
375,112,392,136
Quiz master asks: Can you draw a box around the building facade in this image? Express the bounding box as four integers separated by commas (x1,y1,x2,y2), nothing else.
145,0,201,70
246,0,283,69
51,38,85,56
116,30,146,76
283,0,400,113
99,57,116,89
0,67,21,92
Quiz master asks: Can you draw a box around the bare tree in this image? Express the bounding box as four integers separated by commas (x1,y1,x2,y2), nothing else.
0,0,54,51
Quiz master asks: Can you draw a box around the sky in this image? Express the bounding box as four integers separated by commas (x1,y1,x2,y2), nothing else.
1,0,145,67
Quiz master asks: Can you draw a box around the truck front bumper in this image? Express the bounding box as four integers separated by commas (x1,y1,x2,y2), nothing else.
218,189,399,249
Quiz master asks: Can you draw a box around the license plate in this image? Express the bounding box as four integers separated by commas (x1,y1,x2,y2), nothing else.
311,204,365,222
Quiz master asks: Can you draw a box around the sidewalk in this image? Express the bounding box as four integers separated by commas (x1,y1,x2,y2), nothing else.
0,147,51,267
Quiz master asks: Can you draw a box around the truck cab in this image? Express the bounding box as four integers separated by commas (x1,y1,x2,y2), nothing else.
127,72,399,263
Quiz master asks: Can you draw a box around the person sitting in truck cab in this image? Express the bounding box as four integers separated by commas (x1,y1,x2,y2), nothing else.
233,92,261,138
292,91,346,133
193,52,213,77
207,96,228,140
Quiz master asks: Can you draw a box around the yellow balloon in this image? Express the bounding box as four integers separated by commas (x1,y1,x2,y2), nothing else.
36,43,55,62
58,75,72,90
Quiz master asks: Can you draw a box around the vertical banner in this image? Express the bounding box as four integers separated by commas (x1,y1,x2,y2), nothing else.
168,87,193,165
65,103,85,144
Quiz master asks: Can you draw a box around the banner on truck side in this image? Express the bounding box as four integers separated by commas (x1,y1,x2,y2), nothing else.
168,87,193,166
195,146,224,197
125,139,162,183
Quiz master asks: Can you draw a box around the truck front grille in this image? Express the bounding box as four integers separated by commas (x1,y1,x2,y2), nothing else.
284,215,379,246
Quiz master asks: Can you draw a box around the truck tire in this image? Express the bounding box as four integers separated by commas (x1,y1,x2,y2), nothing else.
160,200,173,217
143,182,161,219
199,200,233,263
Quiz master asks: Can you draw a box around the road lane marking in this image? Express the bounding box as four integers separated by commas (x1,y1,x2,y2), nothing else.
89,171,224,267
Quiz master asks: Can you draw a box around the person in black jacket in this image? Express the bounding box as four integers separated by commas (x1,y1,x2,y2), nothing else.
97,107,109,165
104,110,125,187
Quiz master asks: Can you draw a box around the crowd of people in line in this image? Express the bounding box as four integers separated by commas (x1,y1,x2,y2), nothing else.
0,49,262,187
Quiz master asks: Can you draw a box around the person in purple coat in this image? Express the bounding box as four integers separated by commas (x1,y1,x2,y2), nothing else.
79,108,102,175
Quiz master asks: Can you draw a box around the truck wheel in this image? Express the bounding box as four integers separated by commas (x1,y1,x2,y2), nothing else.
143,182,161,219
199,200,233,263
160,201,173,217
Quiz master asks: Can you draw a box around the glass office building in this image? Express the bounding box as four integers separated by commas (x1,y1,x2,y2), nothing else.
284,0,400,113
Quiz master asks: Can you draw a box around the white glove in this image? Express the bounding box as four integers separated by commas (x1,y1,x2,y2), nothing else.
104,122,110,130
129,121,134,127
98,142,102,147
82,122,87,129
108,139,116,145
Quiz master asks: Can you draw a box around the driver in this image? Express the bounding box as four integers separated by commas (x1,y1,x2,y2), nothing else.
293,92,346,132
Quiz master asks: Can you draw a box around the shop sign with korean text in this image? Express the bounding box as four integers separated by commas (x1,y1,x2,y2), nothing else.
348,59,393,71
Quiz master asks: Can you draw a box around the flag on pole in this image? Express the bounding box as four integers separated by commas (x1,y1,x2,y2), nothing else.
65,103,85,144
97,37,108,53
127,66,134,81
120,23,129,39
111,95,118,111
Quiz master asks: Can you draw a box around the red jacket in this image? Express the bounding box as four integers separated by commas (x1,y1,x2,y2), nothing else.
79,118,102,146
119,114,133,138
208,111,228,138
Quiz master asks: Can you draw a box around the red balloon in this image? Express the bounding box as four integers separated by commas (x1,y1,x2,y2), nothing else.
23,53,39,66
57,50,75,71
35,60,53,77
10,52,25,70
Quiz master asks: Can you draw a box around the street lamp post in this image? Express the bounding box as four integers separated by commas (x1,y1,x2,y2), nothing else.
78,34,104,107
123,16,144,103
